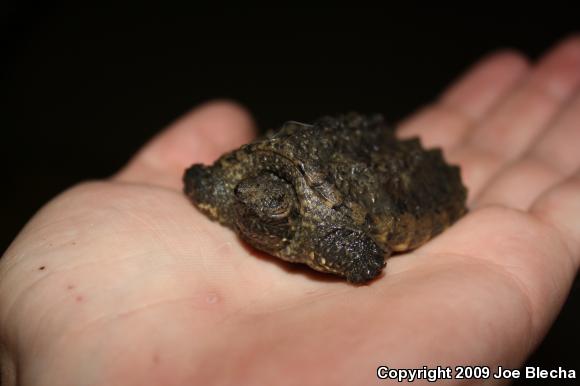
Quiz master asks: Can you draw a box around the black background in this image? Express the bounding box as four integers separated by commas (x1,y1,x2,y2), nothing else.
2,5,578,383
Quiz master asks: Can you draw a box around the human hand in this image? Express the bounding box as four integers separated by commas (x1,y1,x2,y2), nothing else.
1,36,579,386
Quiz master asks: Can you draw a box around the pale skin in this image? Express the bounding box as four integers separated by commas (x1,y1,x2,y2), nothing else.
1,36,580,386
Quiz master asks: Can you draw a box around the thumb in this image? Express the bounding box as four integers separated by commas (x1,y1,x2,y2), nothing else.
114,100,255,190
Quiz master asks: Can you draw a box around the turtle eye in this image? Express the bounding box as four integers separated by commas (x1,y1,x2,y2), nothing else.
263,191,292,219
234,172,296,221
234,172,297,252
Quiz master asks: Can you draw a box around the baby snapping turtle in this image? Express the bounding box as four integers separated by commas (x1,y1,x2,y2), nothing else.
184,113,467,283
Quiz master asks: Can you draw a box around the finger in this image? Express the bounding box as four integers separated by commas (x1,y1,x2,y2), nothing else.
531,170,580,265
529,91,580,173
114,100,255,190
450,36,580,200
397,51,529,149
468,35,580,157
414,205,577,340
474,91,580,209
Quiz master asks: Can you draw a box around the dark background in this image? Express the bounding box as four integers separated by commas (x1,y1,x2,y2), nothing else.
2,5,578,383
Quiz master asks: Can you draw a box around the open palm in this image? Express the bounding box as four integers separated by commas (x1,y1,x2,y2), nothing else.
1,36,579,386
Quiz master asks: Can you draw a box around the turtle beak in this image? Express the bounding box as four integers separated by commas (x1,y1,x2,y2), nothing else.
183,164,212,204
184,163,233,223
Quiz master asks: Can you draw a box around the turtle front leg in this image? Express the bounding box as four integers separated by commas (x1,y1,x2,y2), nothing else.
311,228,388,283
